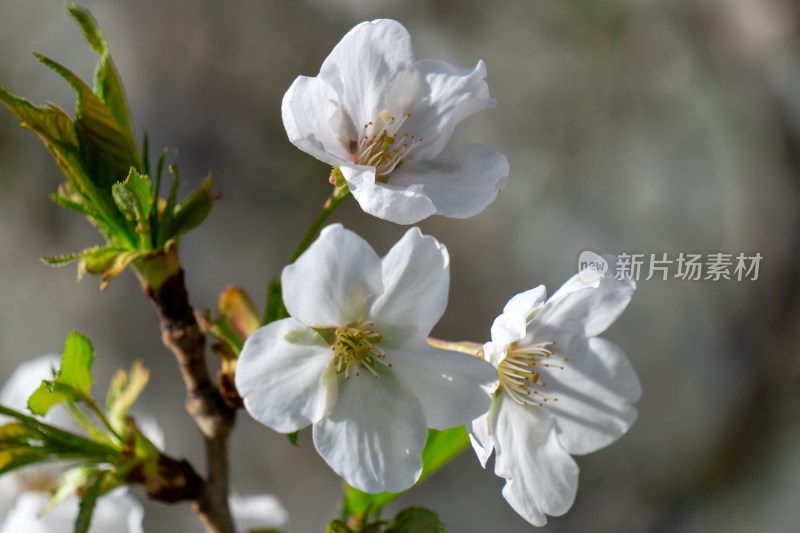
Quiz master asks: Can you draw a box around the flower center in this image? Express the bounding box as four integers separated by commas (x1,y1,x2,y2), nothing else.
331,321,392,380
353,110,422,178
498,341,566,407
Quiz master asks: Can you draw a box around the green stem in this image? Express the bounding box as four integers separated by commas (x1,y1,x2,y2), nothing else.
426,337,485,357
85,397,124,443
288,185,351,264
261,185,351,325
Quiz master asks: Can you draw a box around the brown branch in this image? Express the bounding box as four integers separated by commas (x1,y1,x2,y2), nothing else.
138,267,237,533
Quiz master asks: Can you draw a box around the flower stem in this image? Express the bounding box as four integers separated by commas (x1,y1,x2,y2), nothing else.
261,184,351,325
426,337,485,357
85,396,124,443
289,185,351,264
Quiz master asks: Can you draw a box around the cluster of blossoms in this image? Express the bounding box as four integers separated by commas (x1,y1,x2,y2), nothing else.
236,18,641,528
0,14,639,533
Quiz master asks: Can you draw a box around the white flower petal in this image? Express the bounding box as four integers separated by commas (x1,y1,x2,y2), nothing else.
0,488,143,533
319,19,415,126
468,399,499,469
492,397,579,527
0,474,20,517
389,341,497,430
489,286,548,355
389,144,509,219
281,75,353,165
282,224,383,327
312,372,427,493
541,258,636,337
341,164,437,224
229,493,289,531
369,227,449,337
394,60,496,160
236,318,335,433
539,337,641,455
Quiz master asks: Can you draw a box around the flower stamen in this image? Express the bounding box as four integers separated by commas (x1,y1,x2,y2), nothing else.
332,322,389,380
498,341,563,406
354,111,422,178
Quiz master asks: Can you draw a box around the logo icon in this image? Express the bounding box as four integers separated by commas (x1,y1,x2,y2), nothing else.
577,251,608,283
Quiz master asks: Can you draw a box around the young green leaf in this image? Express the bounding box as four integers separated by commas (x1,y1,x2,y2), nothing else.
157,163,180,246
112,167,154,242
60,332,95,398
34,53,137,192
26,332,94,416
384,508,444,533
0,405,119,469
28,381,80,416
326,521,353,533
42,250,87,266
75,471,107,533
50,185,94,217
0,422,51,475
105,360,150,436
168,171,215,239
99,250,146,289
42,465,96,517
0,87,85,187
67,4,138,163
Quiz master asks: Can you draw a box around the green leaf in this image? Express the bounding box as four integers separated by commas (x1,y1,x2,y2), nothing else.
112,167,154,243
75,471,106,533
27,332,94,416
50,184,94,217
77,246,126,277
42,244,113,270
42,250,86,266
157,163,180,246
60,332,94,398
77,247,145,288
0,422,49,474
0,87,85,188
34,53,136,191
360,523,388,533
42,465,96,516
384,508,443,533
169,171,214,238
0,405,119,468
326,521,353,533
28,381,79,416
105,360,149,436
67,4,138,164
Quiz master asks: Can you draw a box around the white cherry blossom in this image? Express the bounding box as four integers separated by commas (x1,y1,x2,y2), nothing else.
469,256,641,526
236,224,497,493
282,19,509,224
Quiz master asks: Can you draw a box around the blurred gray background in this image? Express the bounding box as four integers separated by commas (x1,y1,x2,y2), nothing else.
1,0,799,531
